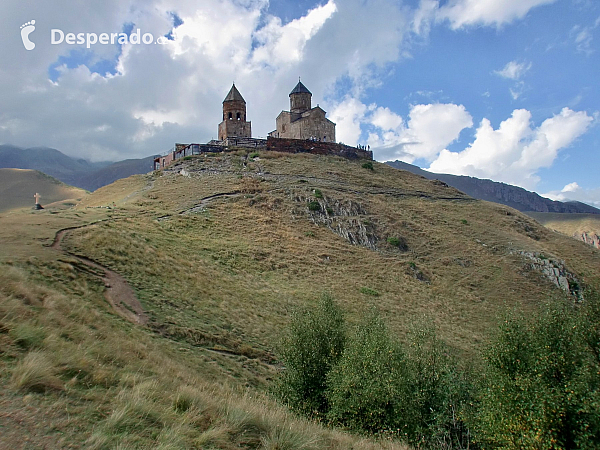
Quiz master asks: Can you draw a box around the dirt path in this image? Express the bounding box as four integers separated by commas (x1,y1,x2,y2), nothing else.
51,228,148,325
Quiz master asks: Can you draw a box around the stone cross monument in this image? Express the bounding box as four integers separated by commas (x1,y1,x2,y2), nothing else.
33,193,43,210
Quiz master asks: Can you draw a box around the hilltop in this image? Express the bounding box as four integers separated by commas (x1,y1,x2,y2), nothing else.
1,151,598,448
0,168,87,213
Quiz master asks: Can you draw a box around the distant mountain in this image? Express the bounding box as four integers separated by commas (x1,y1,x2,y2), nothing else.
386,160,600,214
0,145,154,191
0,168,87,213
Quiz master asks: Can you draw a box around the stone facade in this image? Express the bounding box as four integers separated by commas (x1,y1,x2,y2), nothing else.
268,81,336,143
218,84,251,141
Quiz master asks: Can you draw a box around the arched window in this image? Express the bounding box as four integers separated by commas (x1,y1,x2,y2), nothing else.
228,112,233,120
237,112,241,120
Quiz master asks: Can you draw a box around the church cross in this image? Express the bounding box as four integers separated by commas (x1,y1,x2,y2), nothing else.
34,192,41,204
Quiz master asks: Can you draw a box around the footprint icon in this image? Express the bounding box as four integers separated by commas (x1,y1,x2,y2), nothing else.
20,20,36,51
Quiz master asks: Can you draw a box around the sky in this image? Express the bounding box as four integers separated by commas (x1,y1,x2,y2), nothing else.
0,0,598,206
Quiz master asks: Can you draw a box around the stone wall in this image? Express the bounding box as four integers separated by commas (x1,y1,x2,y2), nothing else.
266,137,372,160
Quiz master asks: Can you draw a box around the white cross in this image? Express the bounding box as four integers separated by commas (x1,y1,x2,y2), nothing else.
34,193,41,204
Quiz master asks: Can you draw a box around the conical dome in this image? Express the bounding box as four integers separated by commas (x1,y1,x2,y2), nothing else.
289,81,312,96
223,84,246,103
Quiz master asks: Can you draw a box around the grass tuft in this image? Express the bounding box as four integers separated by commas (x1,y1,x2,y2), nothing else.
10,351,63,393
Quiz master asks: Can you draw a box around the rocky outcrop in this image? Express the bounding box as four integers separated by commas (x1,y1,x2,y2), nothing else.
517,251,583,301
295,192,379,250
575,232,600,249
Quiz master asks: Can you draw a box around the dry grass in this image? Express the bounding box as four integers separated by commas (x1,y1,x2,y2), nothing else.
10,351,63,393
0,152,598,448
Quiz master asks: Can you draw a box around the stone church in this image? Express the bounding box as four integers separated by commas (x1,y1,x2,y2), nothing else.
268,81,336,142
218,84,252,141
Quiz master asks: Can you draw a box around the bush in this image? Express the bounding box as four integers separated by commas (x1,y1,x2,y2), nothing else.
472,299,600,449
308,201,321,212
400,322,471,447
387,236,408,250
249,152,260,159
274,295,345,416
326,311,404,434
314,189,323,199
362,162,374,171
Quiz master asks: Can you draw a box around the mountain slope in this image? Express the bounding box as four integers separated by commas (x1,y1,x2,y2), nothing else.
0,168,87,212
0,151,598,448
0,145,153,191
386,160,600,214
527,212,600,249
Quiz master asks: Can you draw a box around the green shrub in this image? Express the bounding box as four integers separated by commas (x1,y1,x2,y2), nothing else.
326,207,334,215
359,287,379,297
472,299,600,449
400,321,471,447
249,152,260,159
460,219,468,225
308,201,321,212
313,189,323,199
362,162,374,171
274,295,345,416
387,236,407,250
326,311,404,434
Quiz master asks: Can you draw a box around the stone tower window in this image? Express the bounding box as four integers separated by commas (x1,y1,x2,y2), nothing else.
229,112,233,120
237,112,241,120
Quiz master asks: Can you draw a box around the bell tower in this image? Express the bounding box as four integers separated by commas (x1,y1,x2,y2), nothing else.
289,79,312,114
218,84,252,141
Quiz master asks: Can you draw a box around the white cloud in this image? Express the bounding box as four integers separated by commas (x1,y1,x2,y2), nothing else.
428,108,594,189
437,0,557,29
364,103,473,163
495,60,532,80
0,0,411,161
328,97,368,146
543,182,600,207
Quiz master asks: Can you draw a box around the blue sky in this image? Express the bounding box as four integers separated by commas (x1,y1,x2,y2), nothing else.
0,0,598,205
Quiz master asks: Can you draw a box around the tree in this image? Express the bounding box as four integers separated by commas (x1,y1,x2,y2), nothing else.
274,294,345,416
326,310,404,434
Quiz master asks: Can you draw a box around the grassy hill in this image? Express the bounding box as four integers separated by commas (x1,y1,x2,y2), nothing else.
526,212,600,248
0,168,87,213
1,151,598,448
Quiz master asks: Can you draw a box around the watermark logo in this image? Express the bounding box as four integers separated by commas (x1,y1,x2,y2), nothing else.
20,20,36,51
20,20,169,50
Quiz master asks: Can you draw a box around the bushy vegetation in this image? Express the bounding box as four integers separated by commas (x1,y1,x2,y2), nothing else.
308,201,321,211
274,294,345,417
276,294,600,449
472,293,600,449
276,298,470,448
362,162,374,171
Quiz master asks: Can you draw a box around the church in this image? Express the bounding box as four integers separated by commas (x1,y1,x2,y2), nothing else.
217,81,336,143
268,80,336,143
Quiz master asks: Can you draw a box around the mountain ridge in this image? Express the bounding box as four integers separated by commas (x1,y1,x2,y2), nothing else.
386,160,599,214
0,144,154,191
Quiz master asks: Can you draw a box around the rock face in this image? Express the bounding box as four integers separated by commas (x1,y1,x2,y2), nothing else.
575,232,600,249
295,192,379,250
517,251,583,301
387,160,600,214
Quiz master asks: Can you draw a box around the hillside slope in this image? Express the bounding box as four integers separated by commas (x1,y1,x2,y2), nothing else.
0,168,87,212
386,160,600,214
1,151,598,448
